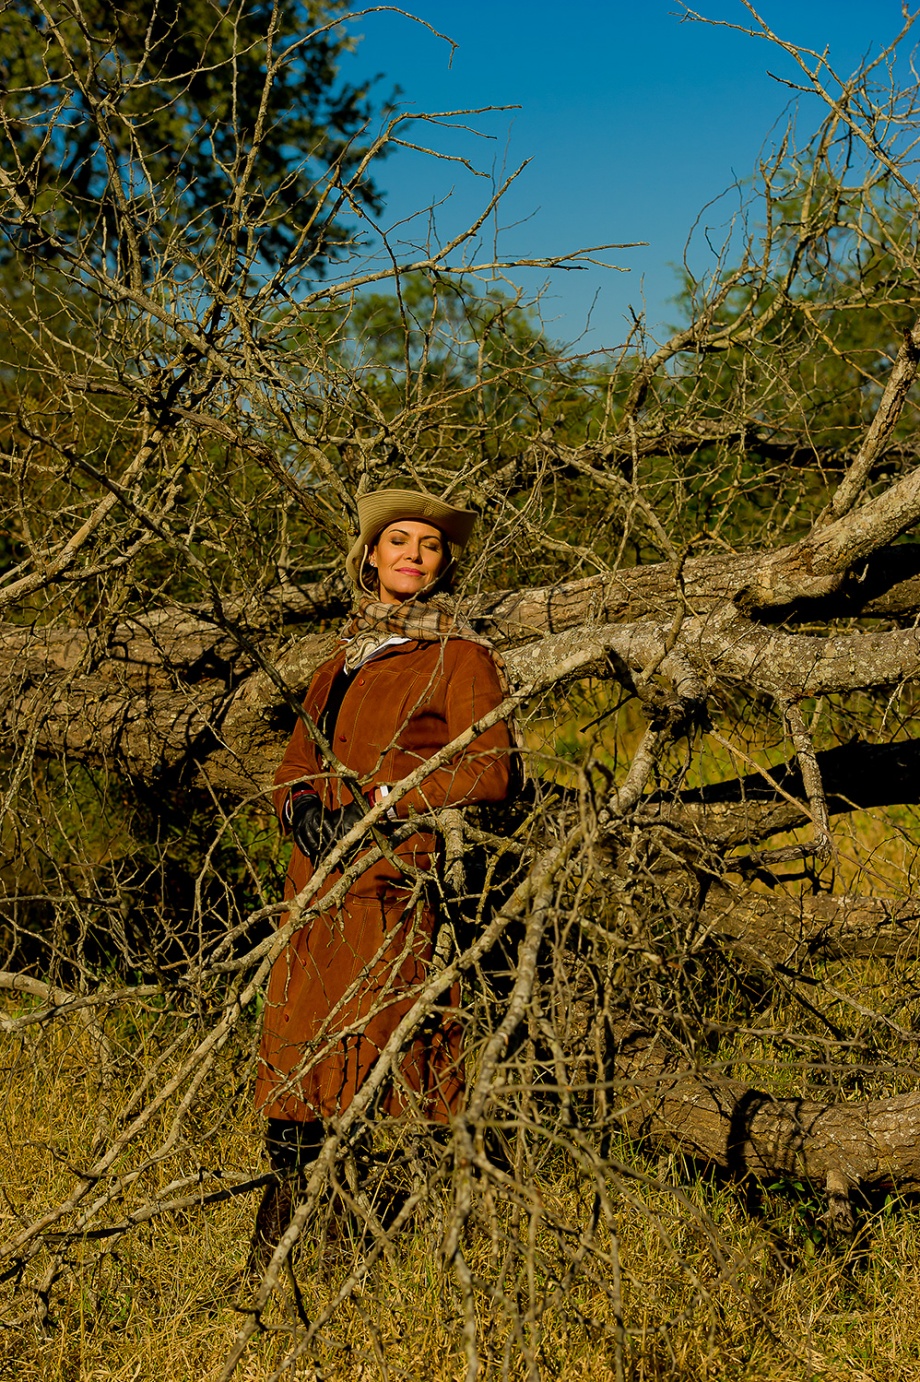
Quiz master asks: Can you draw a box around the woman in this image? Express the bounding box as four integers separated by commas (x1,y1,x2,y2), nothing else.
250,487,514,1258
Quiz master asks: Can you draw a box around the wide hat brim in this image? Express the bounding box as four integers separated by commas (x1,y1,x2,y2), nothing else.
345,488,477,585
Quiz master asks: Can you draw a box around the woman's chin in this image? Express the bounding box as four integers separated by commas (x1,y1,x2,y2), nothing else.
382,582,428,602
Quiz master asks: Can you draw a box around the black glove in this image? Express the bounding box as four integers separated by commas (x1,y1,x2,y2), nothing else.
290,792,369,862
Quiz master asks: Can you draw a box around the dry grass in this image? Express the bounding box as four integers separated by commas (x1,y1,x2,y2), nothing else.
3,685,919,1379
2,1005,920,1382
2,684,918,1378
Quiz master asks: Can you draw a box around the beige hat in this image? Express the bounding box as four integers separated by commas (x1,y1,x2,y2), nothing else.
345,487,477,585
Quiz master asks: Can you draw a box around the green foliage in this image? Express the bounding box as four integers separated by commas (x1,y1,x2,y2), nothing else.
0,0,385,271
0,756,286,983
635,154,920,555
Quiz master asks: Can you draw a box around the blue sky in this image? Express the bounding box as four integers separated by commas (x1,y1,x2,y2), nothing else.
336,1,913,351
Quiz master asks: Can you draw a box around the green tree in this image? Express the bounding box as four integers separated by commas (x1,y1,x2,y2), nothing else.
0,0,386,273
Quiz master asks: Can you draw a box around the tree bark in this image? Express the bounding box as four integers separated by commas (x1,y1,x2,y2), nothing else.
8,583,920,804
614,1024,920,1195
701,887,920,962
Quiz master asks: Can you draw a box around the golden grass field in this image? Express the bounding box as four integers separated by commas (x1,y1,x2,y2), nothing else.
3,687,920,1379
1,986,920,1382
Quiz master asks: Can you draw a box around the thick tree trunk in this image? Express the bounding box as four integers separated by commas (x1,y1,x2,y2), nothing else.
615,1025,920,1199
7,602,920,797
701,888,920,962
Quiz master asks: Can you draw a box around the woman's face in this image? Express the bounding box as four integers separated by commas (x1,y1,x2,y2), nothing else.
369,520,447,604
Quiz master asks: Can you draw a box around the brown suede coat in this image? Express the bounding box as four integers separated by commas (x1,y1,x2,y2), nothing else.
254,636,513,1124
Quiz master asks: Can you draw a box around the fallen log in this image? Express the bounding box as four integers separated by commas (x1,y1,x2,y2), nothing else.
614,1024,920,1222
701,887,920,962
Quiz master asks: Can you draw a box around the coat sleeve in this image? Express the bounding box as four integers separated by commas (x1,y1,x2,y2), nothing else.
391,642,514,817
271,697,327,826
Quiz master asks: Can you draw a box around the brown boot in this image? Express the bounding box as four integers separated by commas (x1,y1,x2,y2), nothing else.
245,1119,324,1277
245,1174,296,1277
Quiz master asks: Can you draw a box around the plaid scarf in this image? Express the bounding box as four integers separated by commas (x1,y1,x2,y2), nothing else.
340,595,512,695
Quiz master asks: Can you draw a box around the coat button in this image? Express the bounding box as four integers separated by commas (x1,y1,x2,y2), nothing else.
358,678,366,686
338,733,347,742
